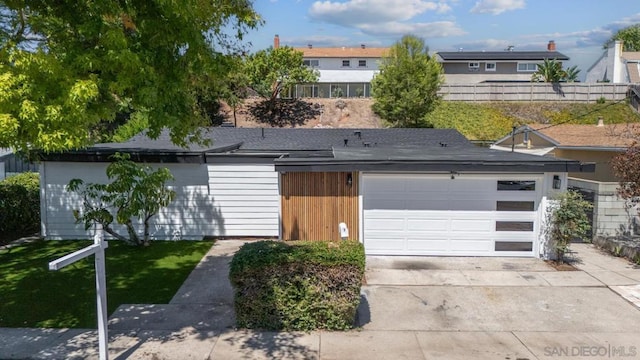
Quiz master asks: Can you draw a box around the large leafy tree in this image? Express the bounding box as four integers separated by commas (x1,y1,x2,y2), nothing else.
244,46,318,104
0,1,260,153
371,35,443,128
607,24,640,51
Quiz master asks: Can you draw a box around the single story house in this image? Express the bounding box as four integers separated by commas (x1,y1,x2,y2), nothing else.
40,128,593,258
435,41,569,84
586,40,640,84
491,120,638,237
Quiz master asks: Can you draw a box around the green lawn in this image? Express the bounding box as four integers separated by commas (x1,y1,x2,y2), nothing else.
0,239,213,328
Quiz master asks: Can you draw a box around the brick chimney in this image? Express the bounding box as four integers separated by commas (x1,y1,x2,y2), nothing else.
547,40,556,51
274,34,280,49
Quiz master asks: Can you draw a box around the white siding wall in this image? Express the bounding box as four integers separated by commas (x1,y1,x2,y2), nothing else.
207,164,279,237
41,161,279,240
313,57,381,71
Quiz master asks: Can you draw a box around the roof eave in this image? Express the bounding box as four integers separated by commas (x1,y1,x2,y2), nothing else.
274,160,593,173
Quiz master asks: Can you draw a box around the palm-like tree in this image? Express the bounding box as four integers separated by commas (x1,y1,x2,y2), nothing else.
564,65,581,82
531,58,567,82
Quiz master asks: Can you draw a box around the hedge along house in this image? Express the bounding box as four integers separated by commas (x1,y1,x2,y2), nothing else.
40,128,593,258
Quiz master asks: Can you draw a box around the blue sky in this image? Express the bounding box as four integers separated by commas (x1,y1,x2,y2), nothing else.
243,0,640,80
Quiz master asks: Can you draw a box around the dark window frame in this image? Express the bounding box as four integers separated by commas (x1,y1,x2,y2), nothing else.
496,201,535,211
497,180,536,191
496,221,534,232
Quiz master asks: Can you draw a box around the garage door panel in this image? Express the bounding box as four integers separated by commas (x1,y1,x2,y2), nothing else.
450,240,493,252
365,238,405,251
406,239,450,251
406,218,449,231
450,219,494,232
364,217,405,231
363,174,542,257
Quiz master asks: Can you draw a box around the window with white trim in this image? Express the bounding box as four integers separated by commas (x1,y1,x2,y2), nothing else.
358,60,367,67
485,62,496,71
303,59,319,67
517,62,538,72
468,62,480,71
342,60,351,67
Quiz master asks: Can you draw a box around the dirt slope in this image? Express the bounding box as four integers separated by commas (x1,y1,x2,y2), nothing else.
220,98,383,128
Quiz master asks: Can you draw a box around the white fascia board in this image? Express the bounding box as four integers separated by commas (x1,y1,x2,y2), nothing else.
490,144,555,156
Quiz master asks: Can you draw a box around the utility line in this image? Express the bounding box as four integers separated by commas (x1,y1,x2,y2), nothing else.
512,96,632,135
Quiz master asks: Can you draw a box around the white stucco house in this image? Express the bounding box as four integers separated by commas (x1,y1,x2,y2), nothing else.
40,128,594,258
273,34,388,98
585,40,640,83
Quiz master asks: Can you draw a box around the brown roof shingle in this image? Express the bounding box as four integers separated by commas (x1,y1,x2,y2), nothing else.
622,52,640,61
294,47,389,58
529,123,640,148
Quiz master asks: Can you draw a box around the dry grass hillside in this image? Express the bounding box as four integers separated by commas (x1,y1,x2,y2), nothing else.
220,98,640,140
220,98,383,128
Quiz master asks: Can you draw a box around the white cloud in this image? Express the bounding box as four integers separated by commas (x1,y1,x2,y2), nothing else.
307,0,460,39
470,0,525,15
358,21,466,38
309,0,452,25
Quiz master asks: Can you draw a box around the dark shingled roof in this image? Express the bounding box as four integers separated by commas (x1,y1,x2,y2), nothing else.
274,146,594,173
41,128,593,173
437,51,569,61
46,128,472,158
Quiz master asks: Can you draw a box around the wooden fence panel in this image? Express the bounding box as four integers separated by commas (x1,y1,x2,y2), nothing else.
281,172,359,241
439,83,630,102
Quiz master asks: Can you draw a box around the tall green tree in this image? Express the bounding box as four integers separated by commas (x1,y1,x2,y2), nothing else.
564,65,581,82
244,46,318,104
0,1,260,153
607,24,640,51
371,35,443,128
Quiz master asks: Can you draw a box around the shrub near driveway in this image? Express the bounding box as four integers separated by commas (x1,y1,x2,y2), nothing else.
229,240,365,331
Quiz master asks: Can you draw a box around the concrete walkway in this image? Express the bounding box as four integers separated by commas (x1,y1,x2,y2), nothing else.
1,241,639,359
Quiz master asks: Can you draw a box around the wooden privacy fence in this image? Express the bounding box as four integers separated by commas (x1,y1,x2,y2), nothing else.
439,83,630,102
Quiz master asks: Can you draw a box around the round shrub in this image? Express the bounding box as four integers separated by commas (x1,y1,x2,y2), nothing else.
229,240,365,331
0,172,40,242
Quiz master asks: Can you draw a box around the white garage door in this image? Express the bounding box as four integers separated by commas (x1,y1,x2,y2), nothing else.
362,174,543,257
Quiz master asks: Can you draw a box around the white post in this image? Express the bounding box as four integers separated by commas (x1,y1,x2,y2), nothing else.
94,225,109,360
49,224,109,360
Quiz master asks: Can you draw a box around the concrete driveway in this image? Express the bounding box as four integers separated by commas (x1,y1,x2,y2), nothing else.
3,242,639,359
347,246,640,359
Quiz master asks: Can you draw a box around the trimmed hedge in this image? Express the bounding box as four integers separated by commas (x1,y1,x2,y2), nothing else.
229,240,365,331
0,172,40,243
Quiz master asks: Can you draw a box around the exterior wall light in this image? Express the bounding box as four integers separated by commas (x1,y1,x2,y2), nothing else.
347,173,353,187
553,175,561,189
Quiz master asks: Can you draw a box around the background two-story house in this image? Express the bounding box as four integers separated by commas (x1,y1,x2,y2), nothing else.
435,41,569,84
272,35,388,98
